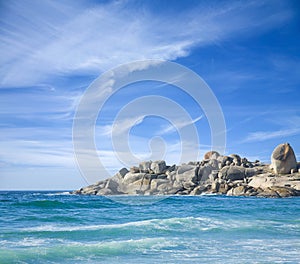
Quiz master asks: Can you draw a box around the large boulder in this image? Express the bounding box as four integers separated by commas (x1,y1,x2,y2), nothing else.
130,166,140,173
139,161,152,173
208,159,219,170
218,182,229,194
229,154,241,166
123,173,145,185
218,156,234,168
190,185,208,195
80,182,105,195
96,188,113,195
176,165,198,183
211,181,220,193
270,186,300,197
123,181,142,194
256,187,281,198
150,179,170,191
245,168,256,177
227,185,247,196
166,170,176,182
119,167,129,177
134,178,151,192
271,143,297,174
198,164,213,182
121,175,152,194
150,160,167,174
105,179,119,193
111,168,129,183
166,164,176,173
204,151,220,160
219,166,246,181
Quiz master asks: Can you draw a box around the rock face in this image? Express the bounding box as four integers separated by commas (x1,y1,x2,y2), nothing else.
72,143,300,198
219,166,245,181
271,143,297,174
150,160,166,174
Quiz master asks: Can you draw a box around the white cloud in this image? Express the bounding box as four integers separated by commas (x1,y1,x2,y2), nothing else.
0,0,293,87
241,113,300,143
0,89,81,121
0,127,75,167
0,140,75,168
159,115,203,134
243,128,300,143
98,115,146,136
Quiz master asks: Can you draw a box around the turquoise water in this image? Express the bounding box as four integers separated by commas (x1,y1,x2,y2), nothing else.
0,192,299,264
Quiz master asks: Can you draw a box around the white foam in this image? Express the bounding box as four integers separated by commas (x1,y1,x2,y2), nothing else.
22,217,214,232
44,192,72,196
21,216,300,235
0,238,64,247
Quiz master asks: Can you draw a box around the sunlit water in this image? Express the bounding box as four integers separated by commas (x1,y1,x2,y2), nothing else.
0,192,299,263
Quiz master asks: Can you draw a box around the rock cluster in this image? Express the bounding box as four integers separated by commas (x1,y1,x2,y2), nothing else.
73,143,300,198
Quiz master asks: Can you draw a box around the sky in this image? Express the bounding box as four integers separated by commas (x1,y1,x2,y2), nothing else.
1,0,300,190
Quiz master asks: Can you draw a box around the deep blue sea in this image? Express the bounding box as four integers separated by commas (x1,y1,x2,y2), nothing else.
0,192,299,264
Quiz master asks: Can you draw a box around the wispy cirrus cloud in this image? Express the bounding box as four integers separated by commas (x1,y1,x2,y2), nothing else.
240,111,300,143
97,115,146,137
0,0,293,87
0,126,75,168
159,115,203,135
243,128,300,143
0,88,82,123
98,114,203,137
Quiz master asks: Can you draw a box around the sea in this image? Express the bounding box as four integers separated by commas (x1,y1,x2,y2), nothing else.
0,191,299,264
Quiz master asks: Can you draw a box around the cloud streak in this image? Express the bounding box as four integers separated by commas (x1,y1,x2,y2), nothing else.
0,0,293,87
159,115,203,135
243,128,300,143
98,115,146,137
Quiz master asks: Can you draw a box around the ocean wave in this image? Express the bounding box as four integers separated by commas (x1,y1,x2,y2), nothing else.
19,216,299,234
0,237,176,262
0,237,58,247
0,236,174,250
1,237,299,263
1,193,300,264
20,216,215,232
13,200,70,209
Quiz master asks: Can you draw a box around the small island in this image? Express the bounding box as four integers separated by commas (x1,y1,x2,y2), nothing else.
73,143,300,198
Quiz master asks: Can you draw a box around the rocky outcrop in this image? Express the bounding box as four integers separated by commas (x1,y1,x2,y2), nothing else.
73,143,300,198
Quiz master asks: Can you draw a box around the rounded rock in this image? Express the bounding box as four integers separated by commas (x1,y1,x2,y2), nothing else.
204,151,220,160
271,143,297,174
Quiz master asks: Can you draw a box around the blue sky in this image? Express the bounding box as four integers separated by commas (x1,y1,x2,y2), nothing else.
1,0,300,190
